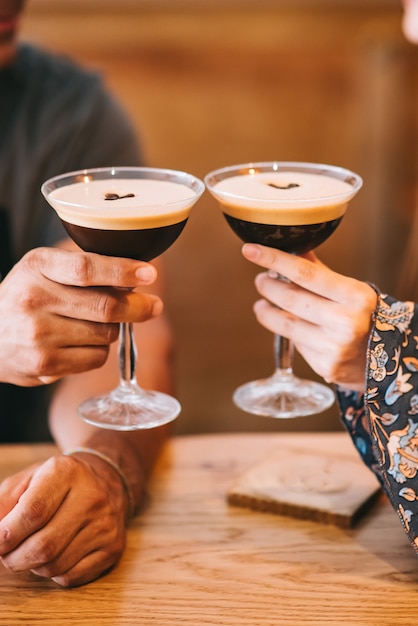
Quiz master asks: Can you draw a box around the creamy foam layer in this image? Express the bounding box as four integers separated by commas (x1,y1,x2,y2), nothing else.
48,179,197,229
212,171,355,225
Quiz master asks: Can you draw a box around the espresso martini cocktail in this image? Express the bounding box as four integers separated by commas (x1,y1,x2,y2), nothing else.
207,166,357,254
42,167,205,430
46,175,198,261
205,161,362,419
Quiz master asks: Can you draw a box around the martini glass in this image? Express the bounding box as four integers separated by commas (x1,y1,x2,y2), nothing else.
205,161,362,419
42,166,204,430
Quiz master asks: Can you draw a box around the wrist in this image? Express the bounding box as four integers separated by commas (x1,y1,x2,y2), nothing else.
64,447,137,520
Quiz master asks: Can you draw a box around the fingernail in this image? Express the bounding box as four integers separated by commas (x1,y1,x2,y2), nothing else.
242,243,260,260
136,265,156,283
38,376,60,385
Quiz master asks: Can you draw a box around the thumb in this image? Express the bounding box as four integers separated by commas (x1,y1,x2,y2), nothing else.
22,247,158,289
0,464,39,519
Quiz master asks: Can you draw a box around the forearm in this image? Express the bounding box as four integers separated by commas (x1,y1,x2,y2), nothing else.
49,389,170,515
336,293,418,554
48,314,174,513
60,425,170,517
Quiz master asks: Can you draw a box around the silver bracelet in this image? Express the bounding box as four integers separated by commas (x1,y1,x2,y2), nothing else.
64,447,135,519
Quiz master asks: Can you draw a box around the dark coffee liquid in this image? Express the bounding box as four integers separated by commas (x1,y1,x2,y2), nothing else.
61,218,188,261
224,214,343,254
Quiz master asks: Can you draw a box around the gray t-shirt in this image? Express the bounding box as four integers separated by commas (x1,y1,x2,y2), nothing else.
0,43,143,441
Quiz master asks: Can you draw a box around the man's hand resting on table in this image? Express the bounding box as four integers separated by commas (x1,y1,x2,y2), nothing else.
0,451,133,587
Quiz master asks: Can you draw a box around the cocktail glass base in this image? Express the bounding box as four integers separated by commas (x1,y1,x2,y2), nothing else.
78,383,181,431
233,372,335,419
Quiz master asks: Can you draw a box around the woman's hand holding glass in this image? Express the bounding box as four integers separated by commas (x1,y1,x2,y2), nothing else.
242,244,378,392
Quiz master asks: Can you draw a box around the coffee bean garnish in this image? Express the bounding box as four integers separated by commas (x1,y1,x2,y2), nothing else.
104,193,135,201
267,183,300,190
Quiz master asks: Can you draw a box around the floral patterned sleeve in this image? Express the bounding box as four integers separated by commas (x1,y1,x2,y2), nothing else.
336,292,418,554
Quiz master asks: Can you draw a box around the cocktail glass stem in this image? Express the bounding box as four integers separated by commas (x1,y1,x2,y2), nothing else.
233,334,335,416
274,333,293,376
77,317,181,430
119,322,138,388
233,321,335,419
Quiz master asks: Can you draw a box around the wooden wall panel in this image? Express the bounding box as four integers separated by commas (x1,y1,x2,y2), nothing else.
21,2,418,433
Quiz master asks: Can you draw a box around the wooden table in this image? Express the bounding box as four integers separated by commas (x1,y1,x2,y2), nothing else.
1,432,418,625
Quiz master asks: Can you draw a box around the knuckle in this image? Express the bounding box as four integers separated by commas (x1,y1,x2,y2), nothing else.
69,253,94,286
61,457,107,510
354,283,378,310
25,320,44,347
335,319,356,344
279,312,297,338
28,347,55,378
21,498,46,531
319,341,351,383
295,258,317,284
60,346,109,375
338,314,367,347
60,453,85,477
94,292,120,321
106,324,120,343
17,285,44,313
280,287,298,313
88,346,111,370
20,248,47,272
16,325,53,377
28,537,58,565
